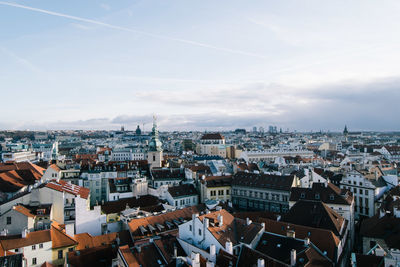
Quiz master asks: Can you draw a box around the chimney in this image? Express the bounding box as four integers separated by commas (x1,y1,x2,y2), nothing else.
206,261,215,267
257,258,265,267
210,244,216,263
290,249,296,266
116,233,120,246
204,218,210,229
22,228,28,238
192,213,198,236
65,223,75,237
277,215,281,221
225,241,233,255
191,252,200,267
286,230,295,238
173,245,177,258
261,222,265,231
246,217,252,225
218,215,223,226
304,237,310,245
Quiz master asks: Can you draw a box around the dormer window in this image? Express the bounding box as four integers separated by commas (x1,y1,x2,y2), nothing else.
330,194,334,200
315,193,320,200
300,192,305,198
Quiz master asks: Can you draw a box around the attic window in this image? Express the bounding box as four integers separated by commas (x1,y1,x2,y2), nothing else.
315,193,320,200
300,192,305,198
330,194,334,200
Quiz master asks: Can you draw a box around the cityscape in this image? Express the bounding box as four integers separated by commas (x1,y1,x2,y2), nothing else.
1,1,400,267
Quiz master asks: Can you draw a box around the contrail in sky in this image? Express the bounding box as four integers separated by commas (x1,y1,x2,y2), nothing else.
0,1,268,59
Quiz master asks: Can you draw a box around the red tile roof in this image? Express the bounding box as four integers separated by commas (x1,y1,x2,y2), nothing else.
46,179,90,199
51,226,77,249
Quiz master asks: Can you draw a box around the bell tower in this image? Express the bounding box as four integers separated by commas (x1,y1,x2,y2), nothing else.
147,116,163,169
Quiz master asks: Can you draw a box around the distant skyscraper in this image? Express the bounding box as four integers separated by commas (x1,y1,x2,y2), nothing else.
253,126,257,132
268,125,277,134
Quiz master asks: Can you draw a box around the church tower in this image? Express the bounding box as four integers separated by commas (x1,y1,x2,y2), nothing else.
147,116,163,169
343,125,349,142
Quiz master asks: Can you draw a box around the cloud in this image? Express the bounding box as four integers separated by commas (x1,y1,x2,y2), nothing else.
1,76,399,131
0,1,267,59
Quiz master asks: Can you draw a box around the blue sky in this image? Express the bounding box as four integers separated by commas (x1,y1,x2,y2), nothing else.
1,0,400,131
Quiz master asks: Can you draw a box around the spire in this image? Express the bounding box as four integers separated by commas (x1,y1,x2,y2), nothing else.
343,125,348,135
148,115,162,152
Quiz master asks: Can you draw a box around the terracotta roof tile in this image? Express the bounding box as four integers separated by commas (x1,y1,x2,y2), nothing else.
51,226,77,249
0,230,51,250
46,179,89,199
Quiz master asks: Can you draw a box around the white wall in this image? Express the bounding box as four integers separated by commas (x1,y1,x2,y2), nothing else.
75,196,106,236
21,241,52,267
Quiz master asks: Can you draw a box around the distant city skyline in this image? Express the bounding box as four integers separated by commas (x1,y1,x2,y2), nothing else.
1,0,400,131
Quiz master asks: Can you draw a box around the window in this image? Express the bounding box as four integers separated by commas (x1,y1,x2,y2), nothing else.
6,217,11,225
39,243,43,249
370,241,376,248
218,190,224,196
32,245,36,250
68,247,74,252
189,225,192,231
32,258,37,265
198,229,202,236
300,192,305,198
58,250,63,259
329,194,334,200
315,193,320,200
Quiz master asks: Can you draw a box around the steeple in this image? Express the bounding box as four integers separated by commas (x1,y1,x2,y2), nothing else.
147,115,163,169
343,125,349,142
148,116,162,152
343,125,348,135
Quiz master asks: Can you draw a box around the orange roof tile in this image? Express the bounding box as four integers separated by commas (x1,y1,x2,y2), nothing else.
13,205,35,218
119,245,139,266
46,180,90,199
51,226,77,249
0,230,51,250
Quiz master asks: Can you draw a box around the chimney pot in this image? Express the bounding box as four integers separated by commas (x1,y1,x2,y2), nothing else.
290,249,296,266
210,244,216,263
225,241,233,255
286,229,295,238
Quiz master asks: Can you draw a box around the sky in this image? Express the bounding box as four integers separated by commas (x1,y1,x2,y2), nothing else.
1,0,400,132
